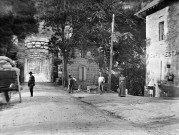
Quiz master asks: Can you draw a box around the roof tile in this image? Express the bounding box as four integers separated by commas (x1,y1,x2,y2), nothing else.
135,0,165,16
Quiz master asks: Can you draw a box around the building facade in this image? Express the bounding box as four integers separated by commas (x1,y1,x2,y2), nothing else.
136,0,179,97
67,48,100,90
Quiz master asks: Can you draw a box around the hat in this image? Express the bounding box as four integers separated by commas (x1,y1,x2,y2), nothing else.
29,72,33,74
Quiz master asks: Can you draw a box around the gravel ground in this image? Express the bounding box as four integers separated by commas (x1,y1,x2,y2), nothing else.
72,91,179,135
0,83,151,135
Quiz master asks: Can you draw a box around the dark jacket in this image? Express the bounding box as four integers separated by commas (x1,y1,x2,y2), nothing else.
69,78,74,86
28,75,35,86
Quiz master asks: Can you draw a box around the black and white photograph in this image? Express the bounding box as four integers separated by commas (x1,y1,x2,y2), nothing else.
0,0,178,134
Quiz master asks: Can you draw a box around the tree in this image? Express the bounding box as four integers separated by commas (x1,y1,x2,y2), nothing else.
81,0,146,94
40,0,147,94
0,0,38,59
40,0,89,86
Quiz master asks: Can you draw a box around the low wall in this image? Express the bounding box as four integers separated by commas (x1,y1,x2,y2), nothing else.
159,84,179,97
145,83,179,97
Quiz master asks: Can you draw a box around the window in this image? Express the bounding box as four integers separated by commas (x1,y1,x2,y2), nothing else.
80,50,86,58
79,66,86,81
159,21,165,41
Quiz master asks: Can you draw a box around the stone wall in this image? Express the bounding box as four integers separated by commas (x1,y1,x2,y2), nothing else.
17,40,27,83
146,2,179,97
165,1,179,96
67,49,100,90
146,6,169,97
167,2,179,87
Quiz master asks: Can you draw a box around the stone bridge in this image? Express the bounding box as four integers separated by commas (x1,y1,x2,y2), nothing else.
24,41,53,82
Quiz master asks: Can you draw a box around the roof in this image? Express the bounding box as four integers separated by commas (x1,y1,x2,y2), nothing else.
135,0,165,16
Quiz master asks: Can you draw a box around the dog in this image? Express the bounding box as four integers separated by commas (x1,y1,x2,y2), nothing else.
87,85,98,94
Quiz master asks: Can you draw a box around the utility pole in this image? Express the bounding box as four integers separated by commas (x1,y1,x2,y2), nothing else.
108,14,115,91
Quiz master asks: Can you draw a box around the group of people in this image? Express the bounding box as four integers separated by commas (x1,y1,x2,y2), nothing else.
27,71,125,96
67,72,106,94
67,72,126,95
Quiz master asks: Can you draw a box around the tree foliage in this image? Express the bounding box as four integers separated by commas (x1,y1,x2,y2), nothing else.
40,0,89,85
40,0,147,94
0,0,38,59
81,0,146,95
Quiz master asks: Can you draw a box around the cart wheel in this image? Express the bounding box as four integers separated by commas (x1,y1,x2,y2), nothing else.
4,91,11,102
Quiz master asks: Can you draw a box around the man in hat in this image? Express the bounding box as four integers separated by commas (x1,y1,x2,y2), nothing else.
68,75,76,93
28,71,35,97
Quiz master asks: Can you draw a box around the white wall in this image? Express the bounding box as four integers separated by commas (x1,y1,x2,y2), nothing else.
146,6,169,96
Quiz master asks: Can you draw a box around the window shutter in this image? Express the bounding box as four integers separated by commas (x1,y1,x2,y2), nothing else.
159,21,164,41
84,67,87,81
79,67,82,81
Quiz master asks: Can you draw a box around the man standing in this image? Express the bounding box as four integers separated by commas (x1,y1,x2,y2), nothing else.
98,72,105,94
68,75,75,94
28,72,35,97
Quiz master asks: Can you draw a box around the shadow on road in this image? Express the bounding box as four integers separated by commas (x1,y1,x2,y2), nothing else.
0,102,15,111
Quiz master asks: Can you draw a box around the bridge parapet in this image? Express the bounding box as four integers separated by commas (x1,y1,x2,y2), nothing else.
25,41,49,50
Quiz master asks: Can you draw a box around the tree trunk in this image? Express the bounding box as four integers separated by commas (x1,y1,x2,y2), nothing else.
53,52,59,82
63,56,68,87
17,38,26,83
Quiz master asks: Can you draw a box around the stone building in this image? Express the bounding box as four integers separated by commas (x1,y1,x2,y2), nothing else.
136,0,179,97
67,48,100,90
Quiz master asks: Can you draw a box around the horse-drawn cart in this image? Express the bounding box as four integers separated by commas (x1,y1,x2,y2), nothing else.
0,70,21,102
0,56,22,102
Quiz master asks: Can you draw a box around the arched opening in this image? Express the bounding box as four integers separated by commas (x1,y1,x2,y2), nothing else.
24,41,52,82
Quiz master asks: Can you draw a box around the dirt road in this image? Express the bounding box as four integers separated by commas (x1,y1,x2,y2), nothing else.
0,83,150,135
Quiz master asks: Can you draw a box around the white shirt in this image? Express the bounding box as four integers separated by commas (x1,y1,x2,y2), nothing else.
98,76,105,83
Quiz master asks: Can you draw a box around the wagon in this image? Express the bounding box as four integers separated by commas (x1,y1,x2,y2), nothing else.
0,70,21,102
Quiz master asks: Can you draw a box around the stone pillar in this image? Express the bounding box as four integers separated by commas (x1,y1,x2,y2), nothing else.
24,58,28,82
17,39,26,83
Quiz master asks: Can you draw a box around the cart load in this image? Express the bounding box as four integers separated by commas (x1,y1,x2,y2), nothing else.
0,56,19,72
